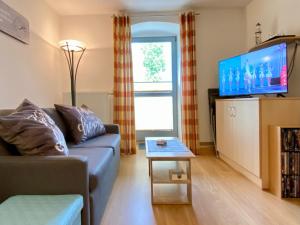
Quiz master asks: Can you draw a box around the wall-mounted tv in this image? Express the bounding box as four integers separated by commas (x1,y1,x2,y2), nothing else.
219,43,288,97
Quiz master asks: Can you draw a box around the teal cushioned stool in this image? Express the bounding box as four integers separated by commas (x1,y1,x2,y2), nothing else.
0,195,83,225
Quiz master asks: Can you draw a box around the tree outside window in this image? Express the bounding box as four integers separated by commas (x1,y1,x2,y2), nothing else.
141,44,166,82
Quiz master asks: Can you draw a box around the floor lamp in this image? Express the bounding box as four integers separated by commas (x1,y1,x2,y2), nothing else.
59,40,86,106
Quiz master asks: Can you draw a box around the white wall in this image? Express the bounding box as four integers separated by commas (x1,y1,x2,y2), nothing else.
131,13,178,25
0,0,62,108
196,8,246,142
246,0,300,48
60,15,114,93
246,0,300,97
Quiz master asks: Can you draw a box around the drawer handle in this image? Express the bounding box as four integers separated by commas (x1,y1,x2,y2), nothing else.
228,106,236,117
228,106,237,117
232,107,236,117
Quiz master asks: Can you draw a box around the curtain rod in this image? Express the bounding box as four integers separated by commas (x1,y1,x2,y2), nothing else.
112,12,200,18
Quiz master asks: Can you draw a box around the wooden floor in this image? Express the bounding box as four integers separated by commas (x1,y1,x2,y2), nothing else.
100,150,300,225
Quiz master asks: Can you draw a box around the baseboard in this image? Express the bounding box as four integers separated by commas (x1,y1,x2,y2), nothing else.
200,142,215,152
219,153,263,188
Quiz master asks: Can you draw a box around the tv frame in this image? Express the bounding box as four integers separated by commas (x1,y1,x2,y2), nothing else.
218,42,288,97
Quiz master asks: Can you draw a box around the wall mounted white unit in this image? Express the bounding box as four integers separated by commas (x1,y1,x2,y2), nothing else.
0,1,29,43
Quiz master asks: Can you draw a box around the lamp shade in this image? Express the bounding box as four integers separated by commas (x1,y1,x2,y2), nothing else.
59,39,86,52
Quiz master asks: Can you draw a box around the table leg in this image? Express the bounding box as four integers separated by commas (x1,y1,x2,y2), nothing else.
148,159,152,177
150,159,153,204
187,159,192,204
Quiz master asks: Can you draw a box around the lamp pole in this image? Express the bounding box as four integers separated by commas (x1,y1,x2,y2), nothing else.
59,40,86,106
70,50,76,106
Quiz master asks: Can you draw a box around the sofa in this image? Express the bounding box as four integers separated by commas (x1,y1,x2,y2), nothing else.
0,108,120,225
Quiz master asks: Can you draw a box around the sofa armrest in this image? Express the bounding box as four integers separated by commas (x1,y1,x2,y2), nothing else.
0,156,90,225
104,124,120,134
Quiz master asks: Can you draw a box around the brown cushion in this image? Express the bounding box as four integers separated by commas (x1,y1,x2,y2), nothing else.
0,138,19,156
0,99,68,156
42,108,68,137
55,104,106,144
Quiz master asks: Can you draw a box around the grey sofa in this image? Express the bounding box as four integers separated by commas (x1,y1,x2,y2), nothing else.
0,108,120,225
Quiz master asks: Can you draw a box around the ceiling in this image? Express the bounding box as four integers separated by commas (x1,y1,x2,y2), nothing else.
45,0,252,15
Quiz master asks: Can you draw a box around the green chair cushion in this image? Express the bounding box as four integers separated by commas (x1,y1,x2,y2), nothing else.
0,195,83,225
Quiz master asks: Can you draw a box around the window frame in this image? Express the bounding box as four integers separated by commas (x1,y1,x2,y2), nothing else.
131,36,178,141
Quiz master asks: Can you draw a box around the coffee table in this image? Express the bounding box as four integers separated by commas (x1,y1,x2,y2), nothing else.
145,137,195,204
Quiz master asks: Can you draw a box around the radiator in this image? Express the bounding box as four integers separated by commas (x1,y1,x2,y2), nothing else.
63,92,113,123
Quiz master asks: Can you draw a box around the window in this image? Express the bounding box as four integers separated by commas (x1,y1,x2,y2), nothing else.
132,37,178,141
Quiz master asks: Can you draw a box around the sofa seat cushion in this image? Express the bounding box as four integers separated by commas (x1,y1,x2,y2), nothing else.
0,195,83,225
69,147,114,192
68,134,120,152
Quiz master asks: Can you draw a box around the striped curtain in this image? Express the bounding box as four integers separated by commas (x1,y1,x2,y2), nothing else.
180,12,200,155
113,15,136,154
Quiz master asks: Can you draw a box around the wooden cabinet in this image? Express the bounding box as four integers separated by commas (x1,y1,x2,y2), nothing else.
216,97,300,189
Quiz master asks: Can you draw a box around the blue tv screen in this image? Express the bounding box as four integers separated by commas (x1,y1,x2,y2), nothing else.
219,43,288,96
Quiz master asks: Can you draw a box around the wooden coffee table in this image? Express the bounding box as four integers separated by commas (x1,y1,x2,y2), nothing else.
145,137,195,204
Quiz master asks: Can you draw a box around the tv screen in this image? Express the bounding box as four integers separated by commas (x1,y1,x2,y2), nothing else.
219,43,288,96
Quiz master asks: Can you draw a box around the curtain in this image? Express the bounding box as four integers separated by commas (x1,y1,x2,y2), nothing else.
113,15,136,154
180,12,200,155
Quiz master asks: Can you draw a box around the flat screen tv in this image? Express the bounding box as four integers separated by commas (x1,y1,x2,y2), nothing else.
219,43,288,97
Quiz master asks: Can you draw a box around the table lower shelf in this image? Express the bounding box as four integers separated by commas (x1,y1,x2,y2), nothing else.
152,196,190,205
149,158,192,205
153,178,191,184
152,183,191,205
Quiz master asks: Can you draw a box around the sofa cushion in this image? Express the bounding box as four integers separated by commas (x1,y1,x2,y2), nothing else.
0,138,19,156
43,108,68,138
0,108,68,138
55,104,106,144
68,134,120,153
0,109,14,117
0,99,68,156
69,147,113,192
